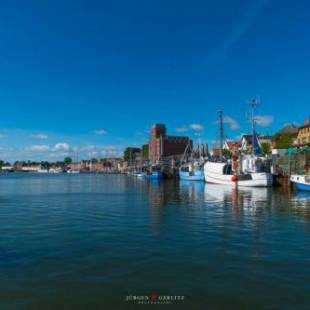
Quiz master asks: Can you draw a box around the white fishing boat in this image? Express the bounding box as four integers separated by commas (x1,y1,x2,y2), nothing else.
204,102,273,187
204,161,273,187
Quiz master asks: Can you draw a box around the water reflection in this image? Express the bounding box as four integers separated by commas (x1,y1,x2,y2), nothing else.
1,174,310,309
204,184,271,222
146,180,310,220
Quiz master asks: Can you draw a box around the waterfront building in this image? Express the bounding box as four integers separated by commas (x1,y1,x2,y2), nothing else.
240,135,254,153
210,148,220,157
68,162,81,172
223,141,241,153
79,158,122,173
21,165,42,172
295,116,310,146
240,134,273,153
148,124,191,164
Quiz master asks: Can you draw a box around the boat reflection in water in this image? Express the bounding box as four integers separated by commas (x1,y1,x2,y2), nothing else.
179,180,205,202
291,190,310,211
204,183,270,216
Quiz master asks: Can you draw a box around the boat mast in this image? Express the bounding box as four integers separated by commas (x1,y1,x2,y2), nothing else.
249,98,258,156
218,110,224,161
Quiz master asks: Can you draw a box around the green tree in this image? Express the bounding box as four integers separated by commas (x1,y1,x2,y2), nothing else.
142,144,149,159
123,147,141,162
41,161,51,169
274,132,296,149
222,149,231,158
64,157,73,165
0,160,4,168
261,142,271,154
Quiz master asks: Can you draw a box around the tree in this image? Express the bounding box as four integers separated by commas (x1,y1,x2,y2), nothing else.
142,144,149,159
0,160,4,168
222,149,231,158
123,147,141,162
41,161,51,169
261,142,271,154
274,132,296,149
64,157,73,165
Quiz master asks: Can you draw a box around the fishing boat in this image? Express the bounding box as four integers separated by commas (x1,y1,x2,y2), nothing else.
290,175,310,191
179,143,205,181
144,170,164,180
179,162,204,181
204,161,273,187
204,102,273,187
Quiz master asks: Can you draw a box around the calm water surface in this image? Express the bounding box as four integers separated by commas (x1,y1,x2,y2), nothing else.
0,173,310,309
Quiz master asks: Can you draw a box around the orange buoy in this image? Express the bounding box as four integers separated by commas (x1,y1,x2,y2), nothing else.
231,175,238,182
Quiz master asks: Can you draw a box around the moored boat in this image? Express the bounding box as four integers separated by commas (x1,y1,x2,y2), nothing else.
38,169,49,173
67,170,80,174
179,162,204,181
179,143,205,181
290,175,310,191
144,171,164,180
204,102,273,187
204,161,273,187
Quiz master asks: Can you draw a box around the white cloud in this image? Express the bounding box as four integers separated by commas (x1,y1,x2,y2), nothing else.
80,145,97,152
24,143,71,153
53,143,70,152
175,124,204,133
189,124,204,131
25,145,51,152
223,116,240,130
91,129,107,135
31,133,48,140
175,127,189,133
256,115,273,127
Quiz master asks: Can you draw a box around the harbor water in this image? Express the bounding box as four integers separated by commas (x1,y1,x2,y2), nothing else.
1,173,310,309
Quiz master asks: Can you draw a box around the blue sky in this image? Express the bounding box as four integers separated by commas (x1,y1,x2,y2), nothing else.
0,0,309,161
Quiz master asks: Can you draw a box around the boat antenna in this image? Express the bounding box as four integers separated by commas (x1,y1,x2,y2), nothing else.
218,110,224,161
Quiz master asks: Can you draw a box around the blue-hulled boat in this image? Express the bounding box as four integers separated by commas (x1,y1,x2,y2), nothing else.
179,162,205,181
179,141,206,182
290,175,310,191
144,171,164,180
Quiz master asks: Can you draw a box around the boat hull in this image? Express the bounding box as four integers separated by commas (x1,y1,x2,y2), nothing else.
204,162,273,187
179,170,205,181
290,175,310,191
205,173,272,187
144,172,164,180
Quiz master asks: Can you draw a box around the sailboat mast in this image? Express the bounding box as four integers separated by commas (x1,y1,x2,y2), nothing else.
218,110,224,160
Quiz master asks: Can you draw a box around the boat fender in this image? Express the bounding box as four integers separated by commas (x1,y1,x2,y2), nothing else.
231,175,238,182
